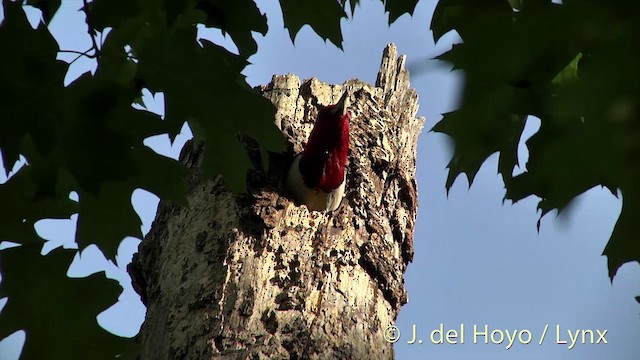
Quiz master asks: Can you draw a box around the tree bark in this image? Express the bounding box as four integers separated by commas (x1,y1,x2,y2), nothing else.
129,43,424,360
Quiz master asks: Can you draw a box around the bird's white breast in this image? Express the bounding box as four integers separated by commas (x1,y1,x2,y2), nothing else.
285,154,346,212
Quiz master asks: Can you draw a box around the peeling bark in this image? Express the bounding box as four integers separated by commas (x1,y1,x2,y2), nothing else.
129,43,424,359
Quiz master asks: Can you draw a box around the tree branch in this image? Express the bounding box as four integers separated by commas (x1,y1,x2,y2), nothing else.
81,0,101,59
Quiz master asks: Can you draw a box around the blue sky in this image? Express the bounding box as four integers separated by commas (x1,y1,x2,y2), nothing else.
1,0,639,359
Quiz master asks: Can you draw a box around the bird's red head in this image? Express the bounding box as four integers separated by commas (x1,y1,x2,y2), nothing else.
299,92,350,192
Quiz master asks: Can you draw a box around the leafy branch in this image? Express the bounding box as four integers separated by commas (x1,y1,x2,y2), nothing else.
81,0,101,58
431,0,640,286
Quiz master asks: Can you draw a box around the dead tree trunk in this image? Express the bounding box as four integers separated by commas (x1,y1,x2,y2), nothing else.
129,44,424,359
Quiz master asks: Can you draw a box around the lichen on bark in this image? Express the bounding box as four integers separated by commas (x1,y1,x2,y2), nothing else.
129,43,424,359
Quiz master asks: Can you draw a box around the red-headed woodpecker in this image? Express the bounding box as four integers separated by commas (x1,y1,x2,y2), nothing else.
286,91,350,212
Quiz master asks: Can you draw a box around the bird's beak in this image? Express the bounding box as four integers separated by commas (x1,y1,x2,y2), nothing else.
330,91,349,116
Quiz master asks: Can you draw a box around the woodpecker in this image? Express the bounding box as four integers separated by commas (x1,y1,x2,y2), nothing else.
285,91,350,212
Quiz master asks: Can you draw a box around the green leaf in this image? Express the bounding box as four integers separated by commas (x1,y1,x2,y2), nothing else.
64,74,187,257
0,0,67,175
507,0,524,10
0,166,77,244
552,52,582,85
199,128,252,191
77,181,143,259
430,0,513,43
134,24,285,192
163,0,190,28
104,100,167,141
89,0,142,32
432,0,585,195
0,244,138,359
434,109,526,192
279,0,347,49
26,0,61,24
603,188,640,280
131,146,189,207
383,0,419,24
0,169,44,244
132,95,146,108
505,118,614,219
341,0,359,17
432,0,640,290
61,73,139,194
195,0,268,56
